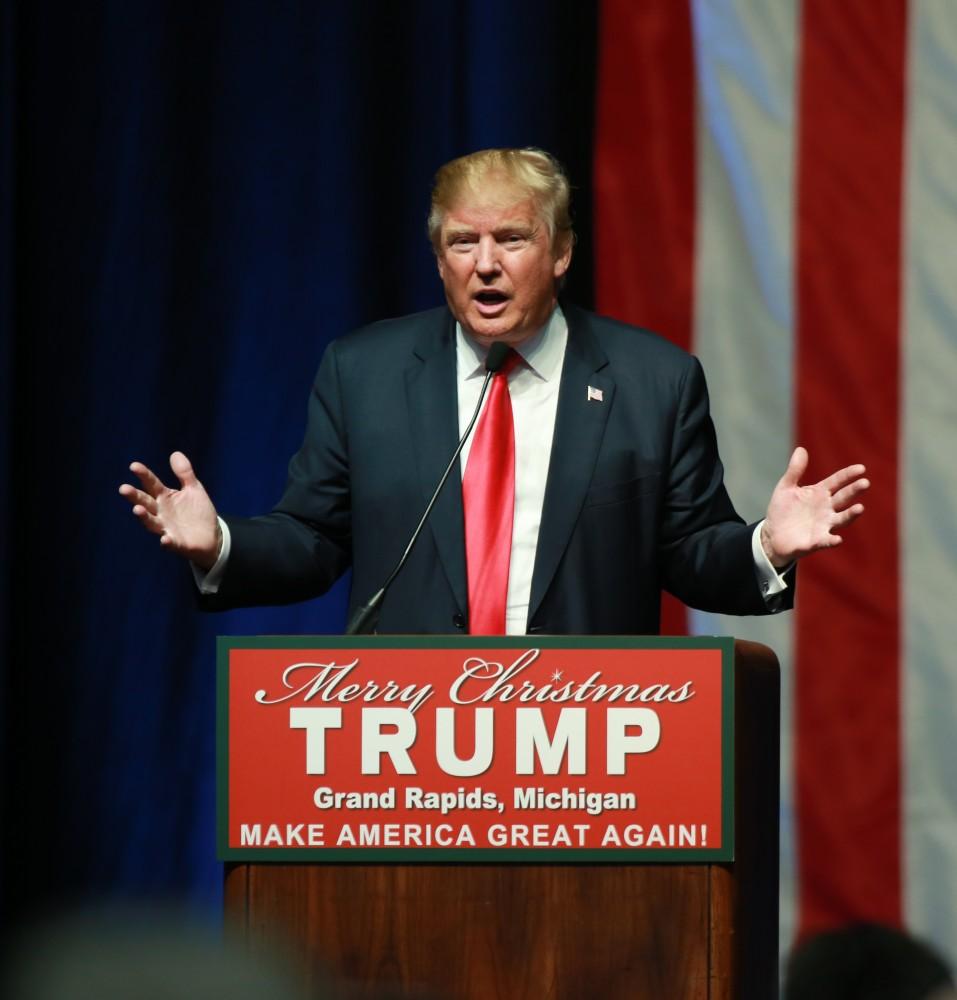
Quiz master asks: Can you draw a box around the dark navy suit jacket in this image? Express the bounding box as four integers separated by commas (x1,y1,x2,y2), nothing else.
204,304,793,634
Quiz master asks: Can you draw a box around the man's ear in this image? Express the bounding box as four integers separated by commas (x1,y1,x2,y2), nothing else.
436,251,446,281
553,237,573,279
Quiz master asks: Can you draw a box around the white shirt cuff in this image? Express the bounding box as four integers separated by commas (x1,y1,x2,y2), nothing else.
751,520,790,600
191,517,231,594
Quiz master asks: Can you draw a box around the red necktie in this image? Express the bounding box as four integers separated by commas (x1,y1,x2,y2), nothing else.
463,348,522,634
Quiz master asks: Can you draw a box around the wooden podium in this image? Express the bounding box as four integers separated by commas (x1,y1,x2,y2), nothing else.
224,640,779,1000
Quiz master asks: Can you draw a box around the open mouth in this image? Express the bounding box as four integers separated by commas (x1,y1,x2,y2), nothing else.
474,290,509,314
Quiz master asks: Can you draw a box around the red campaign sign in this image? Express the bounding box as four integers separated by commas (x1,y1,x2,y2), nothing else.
218,637,734,861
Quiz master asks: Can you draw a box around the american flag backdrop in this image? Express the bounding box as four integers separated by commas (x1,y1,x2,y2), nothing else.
594,0,957,962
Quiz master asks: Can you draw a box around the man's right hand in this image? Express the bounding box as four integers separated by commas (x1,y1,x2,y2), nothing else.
119,451,221,570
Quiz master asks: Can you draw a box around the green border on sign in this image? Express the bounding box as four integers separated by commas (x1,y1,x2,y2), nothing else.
216,634,735,864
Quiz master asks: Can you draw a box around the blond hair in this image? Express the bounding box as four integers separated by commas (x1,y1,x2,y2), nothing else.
428,148,574,254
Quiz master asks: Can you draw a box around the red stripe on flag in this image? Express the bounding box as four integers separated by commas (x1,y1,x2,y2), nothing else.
794,0,907,936
593,0,696,635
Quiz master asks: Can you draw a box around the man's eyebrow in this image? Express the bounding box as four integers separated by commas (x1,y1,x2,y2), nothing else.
443,220,539,240
494,220,535,233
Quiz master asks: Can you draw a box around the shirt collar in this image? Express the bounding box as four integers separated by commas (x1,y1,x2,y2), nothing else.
455,305,568,382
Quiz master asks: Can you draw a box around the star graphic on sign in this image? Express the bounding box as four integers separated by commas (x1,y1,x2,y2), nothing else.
550,669,564,682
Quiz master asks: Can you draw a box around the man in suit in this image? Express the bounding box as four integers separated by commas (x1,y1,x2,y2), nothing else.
120,148,868,634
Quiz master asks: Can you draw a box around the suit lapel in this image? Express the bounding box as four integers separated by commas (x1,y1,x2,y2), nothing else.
527,308,614,625
404,313,468,614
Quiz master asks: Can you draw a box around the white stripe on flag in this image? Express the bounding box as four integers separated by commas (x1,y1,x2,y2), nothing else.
688,0,800,957
902,0,957,964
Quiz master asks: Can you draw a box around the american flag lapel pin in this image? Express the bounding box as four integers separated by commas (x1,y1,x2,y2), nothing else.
587,385,604,402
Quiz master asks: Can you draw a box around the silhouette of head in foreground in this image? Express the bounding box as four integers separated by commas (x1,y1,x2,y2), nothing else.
785,923,956,1000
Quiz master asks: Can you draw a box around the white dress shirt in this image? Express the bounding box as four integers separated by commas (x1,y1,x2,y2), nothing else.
456,308,567,635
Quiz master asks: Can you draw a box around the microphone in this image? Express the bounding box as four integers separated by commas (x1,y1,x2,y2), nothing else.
345,341,512,635
484,341,511,373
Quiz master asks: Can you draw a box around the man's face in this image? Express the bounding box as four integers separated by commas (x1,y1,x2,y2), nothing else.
436,182,572,347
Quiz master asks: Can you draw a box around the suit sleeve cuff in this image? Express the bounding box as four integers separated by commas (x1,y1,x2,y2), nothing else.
191,517,231,594
752,520,790,602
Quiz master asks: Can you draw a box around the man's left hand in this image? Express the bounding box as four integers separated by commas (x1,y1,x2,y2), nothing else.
761,446,869,569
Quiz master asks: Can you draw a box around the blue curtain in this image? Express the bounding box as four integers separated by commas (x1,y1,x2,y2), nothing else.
0,0,597,919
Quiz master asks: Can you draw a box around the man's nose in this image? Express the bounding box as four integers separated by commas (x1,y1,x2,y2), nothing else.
475,237,500,276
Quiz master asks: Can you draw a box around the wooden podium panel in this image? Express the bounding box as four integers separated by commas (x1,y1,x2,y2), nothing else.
224,641,779,1000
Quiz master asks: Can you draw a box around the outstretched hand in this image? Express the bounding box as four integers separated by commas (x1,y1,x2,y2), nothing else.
761,447,869,569
118,451,221,570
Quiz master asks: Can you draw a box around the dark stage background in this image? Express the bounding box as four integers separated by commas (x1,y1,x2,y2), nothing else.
0,1,598,920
